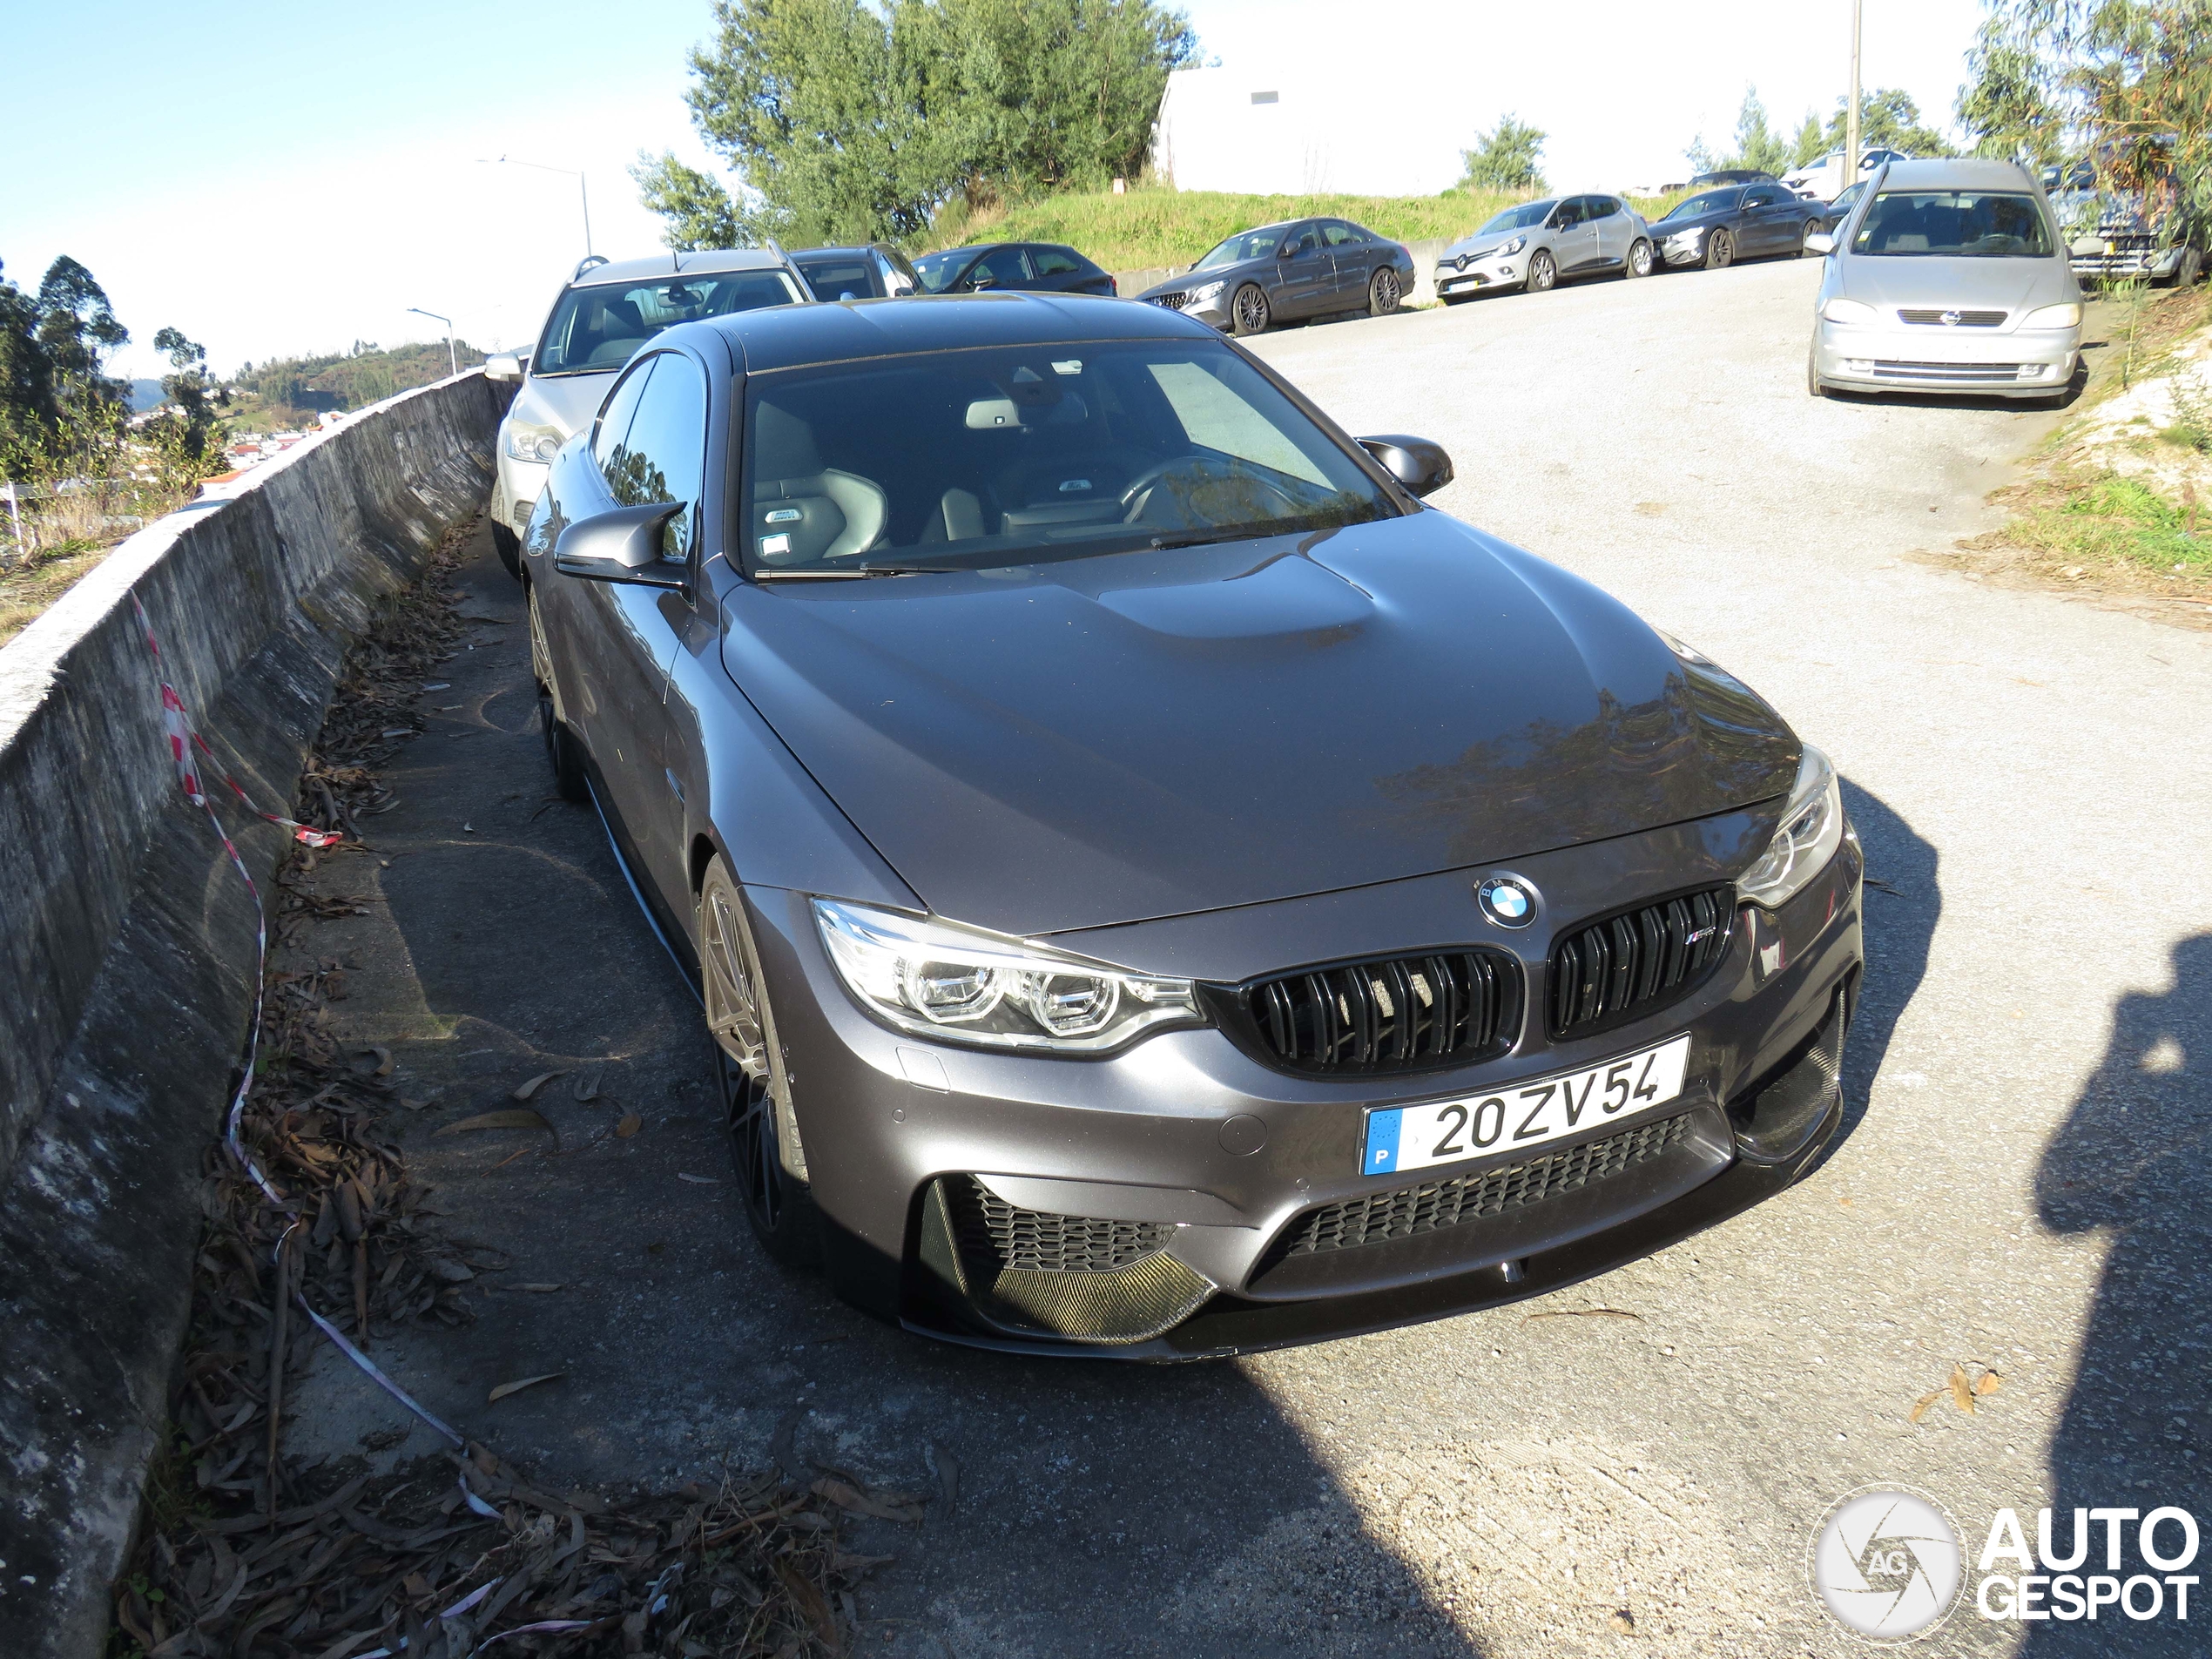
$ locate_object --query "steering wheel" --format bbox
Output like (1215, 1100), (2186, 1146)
(1118, 455), (1298, 529)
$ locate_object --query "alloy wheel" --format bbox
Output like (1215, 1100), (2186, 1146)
(1527, 251), (1556, 292)
(1707, 230), (1735, 270)
(703, 880), (784, 1234)
(1232, 284), (1271, 336)
(1628, 239), (1652, 279)
(1369, 269), (1401, 315)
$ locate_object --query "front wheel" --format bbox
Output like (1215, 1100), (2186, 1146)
(1367, 267), (1402, 316)
(1231, 283), (1271, 336)
(700, 858), (820, 1268)
(1625, 239), (1653, 279)
(1526, 250), (1557, 293)
(491, 520), (521, 579)
(1807, 350), (1831, 399)
(1704, 229), (1735, 270)
(1797, 219), (1819, 256)
(527, 581), (590, 802)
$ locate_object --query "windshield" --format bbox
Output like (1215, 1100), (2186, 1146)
(1851, 191), (2054, 257)
(794, 255), (880, 300)
(740, 340), (1399, 576)
(534, 271), (804, 375)
(912, 250), (973, 293)
(1194, 229), (1290, 269)
(1476, 201), (1554, 236)
(1661, 189), (1740, 222)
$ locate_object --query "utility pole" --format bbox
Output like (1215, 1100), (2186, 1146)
(408, 308), (457, 376)
(1844, 0), (1863, 192)
(480, 157), (593, 259)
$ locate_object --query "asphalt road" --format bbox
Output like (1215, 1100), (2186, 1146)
(284, 255), (2212, 1656)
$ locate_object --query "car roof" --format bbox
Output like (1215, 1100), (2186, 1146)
(1874, 158), (2038, 191)
(790, 245), (882, 258)
(572, 249), (791, 287)
(685, 290), (1214, 374)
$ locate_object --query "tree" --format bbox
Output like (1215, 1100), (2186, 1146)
(651, 0), (1197, 249)
(1790, 111), (1827, 166)
(1458, 114), (1548, 192)
(1821, 87), (1952, 157)
(1729, 88), (1792, 177)
(148, 327), (226, 482)
(0, 254), (132, 480)
(1958, 0), (2210, 223)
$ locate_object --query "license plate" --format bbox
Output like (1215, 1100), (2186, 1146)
(1359, 1034), (1692, 1177)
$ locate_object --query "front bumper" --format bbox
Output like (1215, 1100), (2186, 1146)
(1811, 318), (2080, 396)
(1660, 233), (1714, 267)
(493, 447), (549, 535)
(2070, 244), (2190, 280)
(1434, 254), (1523, 298)
(1143, 290), (1232, 329)
(747, 807), (1865, 1358)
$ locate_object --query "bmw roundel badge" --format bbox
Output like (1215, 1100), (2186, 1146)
(1476, 875), (1538, 927)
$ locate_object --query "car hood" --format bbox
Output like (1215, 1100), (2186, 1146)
(1443, 229), (1533, 258)
(1653, 209), (1731, 236)
(1138, 260), (1266, 299)
(718, 514), (1797, 937)
(1835, 255), (2074, 312)
(510, 368), (616, 440)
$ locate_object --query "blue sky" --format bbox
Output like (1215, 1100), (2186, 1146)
(4, 0), (1992, 380)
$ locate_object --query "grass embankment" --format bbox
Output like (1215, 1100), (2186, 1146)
(1962, 284), (2212, 616)
(926, 186), (1676, 271)
(0, 543), (115, 650)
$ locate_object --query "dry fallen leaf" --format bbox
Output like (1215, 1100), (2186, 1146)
(678, 1172), (719, 1184)
(1975, 1370), (2003, 1397)
(435, 1108), (553, 1138)
(500, 1283), (565, 1294)
(615, 1113), (643, 1139)
(488, 1372), (564, 1404)
(572, 1069), (602, 1103)
(1523, 1307), (1642, 1323)
(1910, 1389), (1945, 1424)
(1951, 1365), (1976, 1414)
(356, 1045), (395, 1078)
(512, 1070), (565, 1102)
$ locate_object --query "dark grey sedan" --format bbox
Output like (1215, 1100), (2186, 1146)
(1137, 218), (1416, 334)
(521, 292), (1862, 1357)
(1654, 182), (1830, 270)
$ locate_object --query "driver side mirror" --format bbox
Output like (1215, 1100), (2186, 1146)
(1358, 435), (1453, 499)
(1806, 231), (1835, 256)
(484, 354), (524, 382)
(968, 271), (996, 291)
(553, 502), (689, 588)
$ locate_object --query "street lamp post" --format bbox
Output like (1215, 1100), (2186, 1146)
(408, 307), (457, 376)
(480, 156), (592, 259)
(1844, 0), (1863, 192)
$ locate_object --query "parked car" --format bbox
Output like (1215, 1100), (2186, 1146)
(1806, 157), (2083, 400)
(517, 290), (1861, 1356)
(2048, 140), (2207, 287)
(1137, 219), (1416, 333)
(790, 243), (922, 300)
(1783, 147), (1910, 203)
(1654, 183), (1829, 269)
(1689, 168), (1780, 188)
(912, 242), (1117, 298)
(1817, 181), (1868, 233)
(485, 250), (811, 575)
(1433, 195), (1655, 302)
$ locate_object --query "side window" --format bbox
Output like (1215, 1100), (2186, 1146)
(1031, 246), (1082, 277)
(1594, 197), (1622, 219)
(603, 352), (708, 560)
(592, 357), (657, 480)
(1551, 199), (1582, 228)
(1743, 186), (1777, 209)
(1322, 222), (1360, 246)
(968, 247), (1034, 289)
(1283, 224), (1323, 256)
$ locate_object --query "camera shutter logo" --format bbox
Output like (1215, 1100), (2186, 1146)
(1811, 1488), (1964, 1641)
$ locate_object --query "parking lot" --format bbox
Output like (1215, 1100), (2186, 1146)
(282, 254), (2212, 1656)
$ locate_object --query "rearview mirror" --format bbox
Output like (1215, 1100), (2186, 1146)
(1358, 435), (1453, 499)
(484, 354), (524, 382)
(1805, 231), (1835, 256)
(553, 502), (688, 587)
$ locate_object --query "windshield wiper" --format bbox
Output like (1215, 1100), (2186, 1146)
(752, 564), (950, 581)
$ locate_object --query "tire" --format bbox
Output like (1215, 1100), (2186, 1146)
(1526, 249), (1557, 293)
(1797, 219), (1818, 257)
(491, 519), (521, 579)
(699, 857), (820, 1268)
(527, 580), (590, 802)
(1440, 292), (1474, 306)
(1807, 350), (1831, 399)
(1625, 239), (1653, 280)
(1367, 267), (1402, 316)
(1704, 229), (1735, 270)
(1231, 283), (1271, 336)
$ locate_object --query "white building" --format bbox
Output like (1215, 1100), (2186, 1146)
(1151, 64), (1462, 198)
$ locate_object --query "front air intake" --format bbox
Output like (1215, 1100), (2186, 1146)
(1221, 949), (1522, 1076)
(1549, 887), (1733, 1040)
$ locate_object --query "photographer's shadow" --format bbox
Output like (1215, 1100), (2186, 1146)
(1827, 780), (1941, 1157)
(2024, 932), (2212, 1656)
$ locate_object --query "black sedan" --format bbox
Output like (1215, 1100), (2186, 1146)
(520, 291), (1862, 1357)
(1136, 218), (1416, 334)
(789, 243), (923, 300)
(1653, 181), (1831, 270)
(911, 241), (1116, 298)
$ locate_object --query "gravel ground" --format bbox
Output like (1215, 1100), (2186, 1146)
(280, 256), (2212, 1656)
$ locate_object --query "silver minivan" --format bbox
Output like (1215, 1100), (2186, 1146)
(1806, 158), (2083, 401)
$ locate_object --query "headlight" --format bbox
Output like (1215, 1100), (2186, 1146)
(504, 423), (563, 463)
(2020, 301), (2082, 329)
(1666, 226), (1704, 245)
(1186, 280), (1226, 305)
(1737, 745), (1846, 911)
(1498, 236), (1526, 256)
(812, 899), (1204, 1054)
(1820, 297), (1880, 325)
